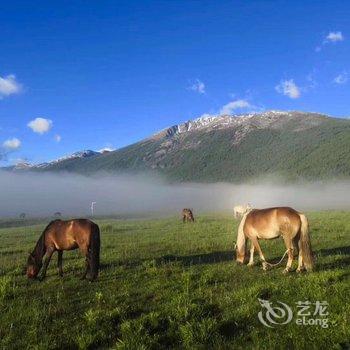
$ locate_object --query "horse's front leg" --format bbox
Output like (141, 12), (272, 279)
(57, 250), (63, 277)
(39, 247), (55, 280)
(283, 236), (294, 274)
(247, 240), (255, 266)
(251, 238), (268, 270)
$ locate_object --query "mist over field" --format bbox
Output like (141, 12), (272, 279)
(0, 170), (349, 218)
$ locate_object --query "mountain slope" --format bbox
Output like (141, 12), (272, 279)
(24, 111), (350, 182)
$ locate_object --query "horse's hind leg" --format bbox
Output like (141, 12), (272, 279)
(57, 250), (63, 277)
(292, 236), (299, 257)
(81, 257), (90, 279)
(296, 239), (305, 273)
(79, 246), (90, 279)
(282, 236), (294, 274)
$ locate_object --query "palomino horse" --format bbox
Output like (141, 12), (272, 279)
(26, 219), (100, 280)
(236, 207), (314, 273)
(233, 204), (252, 219)
(182, 208), (195, 223)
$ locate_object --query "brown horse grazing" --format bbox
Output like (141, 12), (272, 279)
(236, 207), (314, 273)
(182, 208), (195, 223)
(26, 219), (100, 280)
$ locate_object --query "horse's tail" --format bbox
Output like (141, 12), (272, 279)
(235, 213), (248, 263)
(89, 223), (100, 279)
(299, 213), (314, 272)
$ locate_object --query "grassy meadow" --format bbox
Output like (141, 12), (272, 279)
(0, 212), (349, 349)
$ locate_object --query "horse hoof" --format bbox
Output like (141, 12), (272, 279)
(283, 268), (290, 274)
(247, 263), (255, 267)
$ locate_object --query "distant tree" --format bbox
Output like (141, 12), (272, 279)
(54, 212), (62, 218)
(19, 213), (26, 219)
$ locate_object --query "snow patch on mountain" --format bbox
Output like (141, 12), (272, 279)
(9, 150), (102, 170)
(152, 110), (328, 140)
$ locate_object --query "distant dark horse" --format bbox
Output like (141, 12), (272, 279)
(182, 208), (195, 223)
(26, 219), (100, 280)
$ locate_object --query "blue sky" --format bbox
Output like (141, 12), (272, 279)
(0, 0), (349, 165)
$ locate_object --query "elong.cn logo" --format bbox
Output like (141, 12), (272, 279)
(258, 298), (329, 328)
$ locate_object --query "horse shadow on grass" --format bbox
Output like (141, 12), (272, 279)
(100, 245), (350, 272)
(317, 245), (350, 256)
(315, 245), (350, 271)
(156, 251), (234, 267)
(317, 256), (350, 270)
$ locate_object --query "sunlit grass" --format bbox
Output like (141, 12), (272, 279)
(0, 212), (349, 349)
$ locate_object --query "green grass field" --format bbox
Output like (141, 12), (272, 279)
(0, 212), (349, 349)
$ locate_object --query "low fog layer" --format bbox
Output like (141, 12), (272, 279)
(0, 171), (349, 218)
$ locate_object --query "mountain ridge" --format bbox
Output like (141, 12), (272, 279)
(3, 110), (350, 182)
(151, 110), (332, 140)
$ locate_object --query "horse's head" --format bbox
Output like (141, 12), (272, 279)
(26, 253), (42, 279)
(235, 246), (246, 264)
(233, 241), (244, 263)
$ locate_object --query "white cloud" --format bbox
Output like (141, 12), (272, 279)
(98, 147), (115, 153)
(219, 99), (252, 115)
(28, 117), (53, 134)
(325, 31), (344, 43)
(333, 72), (348, 85)
(3, 138), (21, 150)
(0, 75), (22, 99)
(188, 79), (205, 94)
(275, 79), (301, 99)
(54, 134), (62, 142)
(316, 31), (344, 52)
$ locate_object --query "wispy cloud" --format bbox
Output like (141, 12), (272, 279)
(317, 31), (345, 51)
(188, 79), (205, 94)
(3, 138), (21, 150)
(28, 117), (53, 134)
(0, 75), (22, 99)
(275, 79), (301, 99)
(220, 99), (253, 115)
(54, 134), (62, 142)
(333, 72), (348, 85)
